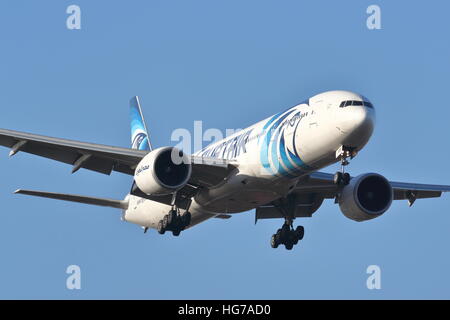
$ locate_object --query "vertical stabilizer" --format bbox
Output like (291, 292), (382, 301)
(130, 96), (151, 151)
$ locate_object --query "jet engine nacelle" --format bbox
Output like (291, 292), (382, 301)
(134, 147), (192, 195)
(339, 173), (393, 222)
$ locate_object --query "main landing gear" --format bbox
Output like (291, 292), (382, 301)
(157, 192), (192, 237)
(269, 195), (305, 250)
(157, 209), (191, 236)
(333, 146), (357, 186)
(270, 217), (304, 250)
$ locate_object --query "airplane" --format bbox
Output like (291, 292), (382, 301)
(1, 90), (450, 250)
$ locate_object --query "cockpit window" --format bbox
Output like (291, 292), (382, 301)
(339, 100), (374, 109)
(363, 101), (373, 108)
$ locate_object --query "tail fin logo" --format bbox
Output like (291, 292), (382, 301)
(132, 131), (149, 151)
(130, 96), (151, 151)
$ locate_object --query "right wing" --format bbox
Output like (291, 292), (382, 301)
(0, 128), (147, 175)
(0, 128), (236, 204)
(14, 189), (128, 209)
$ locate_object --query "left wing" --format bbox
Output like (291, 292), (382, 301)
(301, 171), (450, 203)
(256, 171), (450, 221)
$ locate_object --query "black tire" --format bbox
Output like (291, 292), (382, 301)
(275, 231), (281, 244)
(292, 232), (299, 245)
(157, 220), (165, 235)
(270, 234), (279, 248)
(163, 215), (169, 229)
(334, 172), (343, 185)
(295, 226), (305, 241)
(172, 229), (181, 237)
(285, 242), (293, 250)
(280, 224), (290, 243)
(343, 173), (351, 185)
(182, 212), (191, 227)
(168, 210), (177, 225)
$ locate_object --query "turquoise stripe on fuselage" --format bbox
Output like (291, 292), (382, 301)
(260, 109), (296, 176)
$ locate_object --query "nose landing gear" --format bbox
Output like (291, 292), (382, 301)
(334, 171), (350, 186)
(334, 146), (357, 185)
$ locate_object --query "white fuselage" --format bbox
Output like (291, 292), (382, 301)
(123, 90), (376, 230)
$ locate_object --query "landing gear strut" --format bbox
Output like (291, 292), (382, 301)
(334, 146), (356, 185)
(270, 217), (304, 250)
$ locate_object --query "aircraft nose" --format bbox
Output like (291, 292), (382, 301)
(340, 105), (375, 147)
(351, 105), (374, 126)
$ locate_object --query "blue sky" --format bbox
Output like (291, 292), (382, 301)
(0, 0), (450, 299)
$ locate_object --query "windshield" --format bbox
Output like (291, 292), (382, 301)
(339, 100), (374, 109)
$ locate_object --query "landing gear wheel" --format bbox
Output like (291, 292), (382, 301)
(342, 173), (350, 185)
(292, 233), (299, 245)
(295, 226), (305, 241)
(334, 172), (350, 185)
(334, 172), (343, 185)
(168, 210), (177, 225)
(172, 229), (181, 237)
(182, 212), (191, 228)
(270, 223), (305, 250)
(157, 220), (165, 235)
(281, 224), (290, 238)
(275, 229), (281, 241)
(270, 234), (279, 248)
(279, 223), (293, 247)
(162, 215), (169, 229)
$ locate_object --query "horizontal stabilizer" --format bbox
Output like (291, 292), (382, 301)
(14, 189), (128, 209)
